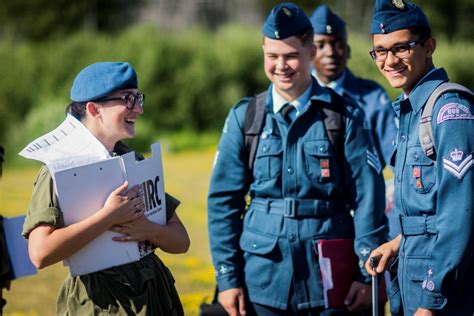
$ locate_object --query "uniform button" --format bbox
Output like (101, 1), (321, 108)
(400, 135), (406, 142)
(252, 243), (257, 249)
(319, 146), (327, 153)
(289, 235), (296, 242)
(262, 146), (268, 152)
(414, 153), (419, 160)
(287, 167), (294, 174)
(397, 176), (401, 183)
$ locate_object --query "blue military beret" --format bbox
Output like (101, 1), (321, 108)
(371, 0), (430, 34)
(263, 2), (312, 40)
(70, 62), (138, 102)
(310, 5), (346, 37)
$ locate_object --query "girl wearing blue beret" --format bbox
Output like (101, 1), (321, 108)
(22, 62), (189, 315)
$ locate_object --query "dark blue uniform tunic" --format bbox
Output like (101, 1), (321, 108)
(208, 79), (388, 310)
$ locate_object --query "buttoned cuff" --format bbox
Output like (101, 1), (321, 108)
(420, 290), (447, 310)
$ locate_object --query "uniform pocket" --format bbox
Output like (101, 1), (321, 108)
(253, 137), (282, 181)
(239, 229), (279, 288)
(405, 256), (428, 281)
(402, 256), (429, 310)
(406, 147), (436, 193)
(303, 139), (339, 183)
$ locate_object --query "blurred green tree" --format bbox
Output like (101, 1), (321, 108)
(0, 0), (146, 41)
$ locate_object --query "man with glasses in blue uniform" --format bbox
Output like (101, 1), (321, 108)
(365, 1), (474, 315)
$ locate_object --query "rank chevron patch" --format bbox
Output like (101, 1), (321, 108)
(367, 150), (382, 174)
(443, 151), (473, 180)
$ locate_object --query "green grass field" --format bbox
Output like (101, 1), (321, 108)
(0, 148), (218, 316)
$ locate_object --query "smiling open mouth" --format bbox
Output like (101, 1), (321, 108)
(386, 67), (407, 76)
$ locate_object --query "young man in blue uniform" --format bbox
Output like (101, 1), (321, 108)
(208, 3), (388, 315)
(309, 4), (399, 239)
(365, 1), (474, 315)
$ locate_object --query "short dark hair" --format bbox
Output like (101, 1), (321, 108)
(65, 101), (87, 120)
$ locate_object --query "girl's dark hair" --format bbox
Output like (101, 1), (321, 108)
(65, 101), (87, 120)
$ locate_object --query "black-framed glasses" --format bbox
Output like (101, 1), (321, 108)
(369, 40), (422, 61)
(96, 92), (145, 110)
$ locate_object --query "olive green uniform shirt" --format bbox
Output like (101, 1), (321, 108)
(23, 162), (184, 316)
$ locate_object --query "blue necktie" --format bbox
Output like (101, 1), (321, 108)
(280, 103), (295, 124)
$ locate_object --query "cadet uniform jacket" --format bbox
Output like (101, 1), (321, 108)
(207, 79), (388, 310)
(341, 69), (397, 169)
(391, 68), (474, 315)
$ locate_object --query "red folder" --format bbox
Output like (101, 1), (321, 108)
(317, 238), (388, 309)
(318, 238), (357, 308)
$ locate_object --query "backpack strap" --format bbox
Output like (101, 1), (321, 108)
(244, 91), (268, 170)
(319, 90), (346, 167)
(419, 82), (473, 161)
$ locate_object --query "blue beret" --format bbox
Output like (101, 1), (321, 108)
(70, 62), (138, 102)
(310, 5), (346, 37)
(263, 2), (312, 40)
(371, 0), (430, 34)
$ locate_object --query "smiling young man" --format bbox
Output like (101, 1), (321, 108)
(208, 3), (388, 315)
(365, 1), (474, 315)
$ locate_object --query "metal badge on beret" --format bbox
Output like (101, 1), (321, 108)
(282, 6), (293, 18)
(392, 0), (405, 9)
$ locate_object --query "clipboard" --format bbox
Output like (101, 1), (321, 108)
(55, 142), (166, 276)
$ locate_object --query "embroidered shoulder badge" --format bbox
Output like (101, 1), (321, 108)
(367, 150), (382, 174)
(443, 148), (473, 179)
(437, 103), (474, 124)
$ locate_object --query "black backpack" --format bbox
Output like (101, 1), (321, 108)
(243, 90), (346, 171)
(419, 83), (473, 161)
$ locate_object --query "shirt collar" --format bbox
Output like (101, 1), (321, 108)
(313, 69), (346, 96)
(396, 68), (449, 114)
(272, 82), (313, 115)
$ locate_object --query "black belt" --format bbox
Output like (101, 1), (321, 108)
(250, 197), (347, 218)
(399, 215), (437, 236)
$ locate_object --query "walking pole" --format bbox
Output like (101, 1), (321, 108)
(370, 255), (382, 316)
